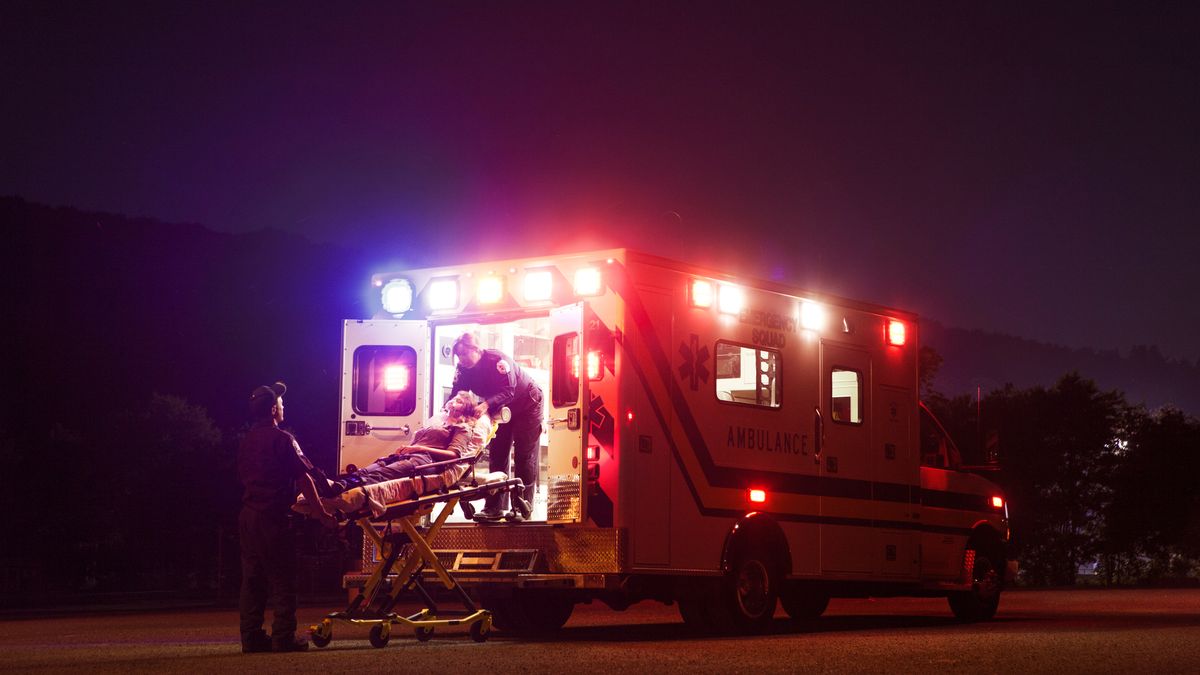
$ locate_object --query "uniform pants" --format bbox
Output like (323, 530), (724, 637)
(485, 396), (542, 512)
(238, 508), (298, 638)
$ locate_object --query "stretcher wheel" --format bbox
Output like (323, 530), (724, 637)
(310, 629), (332, 648)
(469, 619), (490, 643)
(368, 624), (390, 648)
(414, 626), (434, 642)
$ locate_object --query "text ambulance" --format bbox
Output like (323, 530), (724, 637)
(339, 249), (1014, 633)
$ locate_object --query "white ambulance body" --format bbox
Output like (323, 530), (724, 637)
(339, 249), (1012, 632)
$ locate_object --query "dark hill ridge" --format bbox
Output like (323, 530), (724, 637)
(4, 195), (1197, 452)
(923, 320), (1200, 413)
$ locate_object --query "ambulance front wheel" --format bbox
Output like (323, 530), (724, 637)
(948, 548), (1003, 622)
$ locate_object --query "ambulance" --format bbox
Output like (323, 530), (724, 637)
(338, 249), (1014, 633)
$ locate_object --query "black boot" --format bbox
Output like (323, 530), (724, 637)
(271, 632), (309, 652)
(241, 630), (271, 653)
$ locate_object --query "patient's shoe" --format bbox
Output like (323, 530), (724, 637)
(241, 630), (272, 653)
(472, 507), (505, 523)
(271, 633), (309, 652)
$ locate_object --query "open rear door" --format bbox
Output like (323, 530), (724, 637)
(338, 319), (429, 473)
(546, 303), (588, 524)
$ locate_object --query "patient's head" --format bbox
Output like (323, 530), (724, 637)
(444, 391), (481, 424)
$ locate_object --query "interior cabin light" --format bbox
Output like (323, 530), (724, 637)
(380, 279), (414, 314)
(427, 278), (459, 311)
(691, 279), (714, 308)
(887, 320), (907, 346)
(749, 488), (767, 504)
(718, 284), (743, 315)
(477, 275), (505, 305)
(383, 365), (409, 391)
(574, 267), (603, 296)
(800, 300), (826, 331)
(524, 269), (554, 302)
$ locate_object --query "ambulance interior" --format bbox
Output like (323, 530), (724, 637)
(430, 316), (553, 523)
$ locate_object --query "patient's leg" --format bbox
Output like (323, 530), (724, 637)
(366, 452), (433, 483)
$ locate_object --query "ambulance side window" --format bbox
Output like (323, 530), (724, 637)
(830, 368), (862, 424)
(352, 345), (417, 416)
(552, 332), (580, 407)
(715, 341), (781, 408)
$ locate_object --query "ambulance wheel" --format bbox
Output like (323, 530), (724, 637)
(780, 583), (829, 621)
(414, 626), (434, 642)
(368, 624), (390, 648)
(948, 547), (1003, 622)
(718, 545), (779, 633)
(469, 619), (490, 643)
(310, 629), (332, 648)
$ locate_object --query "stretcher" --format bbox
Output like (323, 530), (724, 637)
(308, 417), (531, 647)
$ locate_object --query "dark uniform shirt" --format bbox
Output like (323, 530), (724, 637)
(238, 419), (314, 514)
(450, 348), (538, 415)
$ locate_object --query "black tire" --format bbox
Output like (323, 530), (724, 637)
(368, 624), (390, 648)
(780, 583), (829, 621)
(712, 545), (780, 633)
(414, 626), (434, 642)
(948, 548), (1002, 622)
(490, 592), (574, 636)
(469, 619), (490, 643)
(310, 628), (332, 648)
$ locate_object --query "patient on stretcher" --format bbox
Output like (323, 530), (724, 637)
(293, 392), (492, 517)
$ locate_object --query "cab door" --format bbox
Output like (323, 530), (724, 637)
(546, 303), (588, 524)
(338, 319), (429, 473)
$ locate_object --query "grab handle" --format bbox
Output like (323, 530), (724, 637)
(813, 407), (823, 464)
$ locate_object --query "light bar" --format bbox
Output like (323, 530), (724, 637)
(380, 278), (414, 314)
(524, 269), (553, 302)
(427, 278), (459, 311)
(749, 488), (767, 504)
(574, 267), (603, 296)
(477, 275), (504, 305)
(383, 365), (409, 391)
(717, 284), (743, 315)
(887, 320), (907, 346)
(690, 279), (714, 308)
(800, 300), (825, 331)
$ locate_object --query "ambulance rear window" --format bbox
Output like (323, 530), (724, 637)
(352, 345), (417, 416)
(830, 368), (862, 424)
(552, 332), (580, 407)
(715, 342), (781, 408)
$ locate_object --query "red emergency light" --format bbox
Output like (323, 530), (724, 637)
(748, 488), (767, 504)
(586, 350), (603, 381)
(690, 279), (714, 308)
(887, 320), (906, 346)
(992, 495), (1004, 509)
(586, 445), (600, 462)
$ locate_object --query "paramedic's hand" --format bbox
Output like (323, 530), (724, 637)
(475, 402), (489, 417)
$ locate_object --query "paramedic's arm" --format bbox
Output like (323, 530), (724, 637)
(484, 360), (517, 413)
(298, 474), (336, 526)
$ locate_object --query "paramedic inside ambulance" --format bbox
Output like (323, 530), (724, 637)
(451, 332), (543, 522)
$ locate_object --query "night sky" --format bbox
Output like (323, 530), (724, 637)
(4, 1), (1198, 361)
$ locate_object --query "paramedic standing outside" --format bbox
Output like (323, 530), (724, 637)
(237, 381), (333, 653)
(451, 333), (543, 522)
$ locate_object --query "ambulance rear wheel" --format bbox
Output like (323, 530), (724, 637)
(368, 624), (390, 648)
(718, 545), (780, 633)
(948, 549), (1002, 622)
(780, 583), (829, 621)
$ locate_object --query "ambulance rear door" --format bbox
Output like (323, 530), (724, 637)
(338, 319), (430, 474)
(546, 303), (589, 524)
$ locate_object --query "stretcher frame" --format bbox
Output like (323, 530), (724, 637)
(309, 452), (529, 647)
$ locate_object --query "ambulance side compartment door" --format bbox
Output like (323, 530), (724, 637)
(547, 303), (588, 524)
(338, 319), (429, 474)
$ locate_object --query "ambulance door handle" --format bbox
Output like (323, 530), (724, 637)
(813, 407), (823, 465)
(363, 423), (411, 437)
